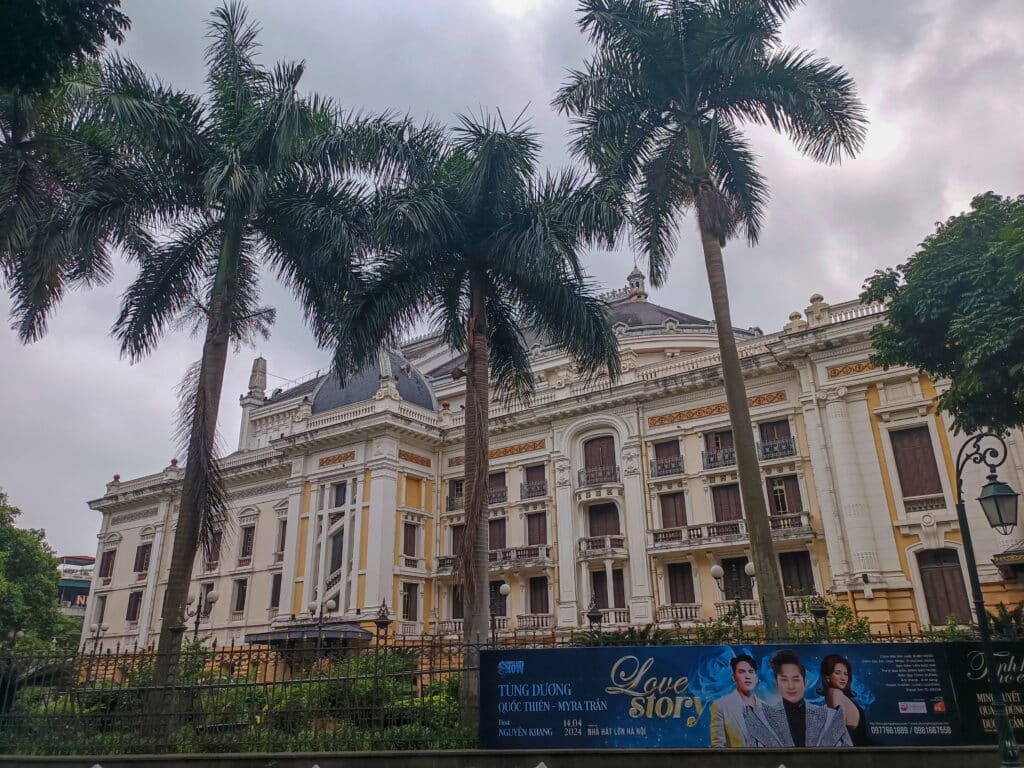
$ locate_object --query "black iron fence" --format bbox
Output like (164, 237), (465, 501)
(1, 619), (1019, 756)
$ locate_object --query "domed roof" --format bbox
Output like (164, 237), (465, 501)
(310, 350), (437, 414)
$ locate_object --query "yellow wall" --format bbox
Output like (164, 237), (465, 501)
(291, 482), (311, 612)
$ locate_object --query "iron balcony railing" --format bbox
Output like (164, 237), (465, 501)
(701, 447), (737, 470)
(487, 486), (508, 505)
(757, 436), (798, 460)
(488, 545), (551, 568)
(578, 465), (620, 486)
(650, 455), (684, 477)
(446, 494), (464, 511)
(520, 479), (548, 499)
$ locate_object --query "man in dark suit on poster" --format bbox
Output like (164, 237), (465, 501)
(743, 649), (852, 748)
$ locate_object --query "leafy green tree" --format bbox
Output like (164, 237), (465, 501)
(0, 0), (129, 92)
(555, 0), (866, 638)
(0, 488), (66, 650)
(862, 193), (1024, 433)
(332, 111), (621, 718)
(79, 2), (409, 687)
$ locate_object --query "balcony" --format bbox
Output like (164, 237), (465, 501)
(702, 448), (736, 470)
(520, 479), (548, 499)
(647, 512), (813, 551)
(398, 621), (421, 636)
(758, 436), (797, 461)
(903, 493), (946, 513)
(578, 465), (620, 486)
(657, 603), (701, 623)
(517, 613), (553, 630)
(488, 486), (508, 505)
(577, 534), (627, 560)
(489, 545), (552, 569)
(446, 495), (464, 512)
(650, 455), (685, 478)
(714, 596), (811, 619)
(436, 555), (457, 573)
(436, 618), (463, 635)
(584, 607), (629, 626)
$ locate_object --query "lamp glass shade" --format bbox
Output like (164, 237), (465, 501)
(326, 599), (337, 612)
(308, 601), (318, 614)
(978, 478), (1019, 535)
(744, 561), (756, 577)
(206, 590), (219, 604)
(586, 608), (603, 625)
(710, 564), (724, 580)
(499, 583), (511, 597)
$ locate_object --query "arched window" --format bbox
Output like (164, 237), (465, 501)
(917, 549), (971, 625)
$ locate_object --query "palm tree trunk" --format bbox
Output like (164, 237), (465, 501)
(460, 275), (490, 727)
(149, 220), (241, 714)
(696, 222), (789, 640)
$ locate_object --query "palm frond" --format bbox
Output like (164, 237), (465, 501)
(706, 117), (767, 244)
(633, 127), (693, 285)
(453, 110), (538, 218)
(485, 293), (535, 407)
(114, 216), (220, 361)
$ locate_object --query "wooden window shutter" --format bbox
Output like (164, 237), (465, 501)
(488, 517), (506, 550)
(588, 504), (620, 536)
(667, 563), (695, 603)
(779, 551), (815, 596)
(529, 576), (549, 614)
(712, 484), (742, 521)
(659, 492), (687, 529)
(654, 441), (680, 460)
(891, 427), (943, 497)
(526, 512), (547, 545)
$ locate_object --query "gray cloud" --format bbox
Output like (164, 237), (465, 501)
(2, 0), (1022, 552)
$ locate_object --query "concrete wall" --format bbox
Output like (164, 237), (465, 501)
(2, 746), (999, 768)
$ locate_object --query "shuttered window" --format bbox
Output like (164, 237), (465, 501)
(583, 436), (616, 469)
(654, 441), (680, 460)
(402, 523), (417, 557)
(239, 525), (255, 559)
(526, 512), (547, 545)
(588, 504), (620, 536)
(208, 531), (223, 564)
(659, 493), (687, 529)
(529, 576), (549, 614)
(525, 465), (545, 484)
(125, 591), (143, 622)
(488, 517), (507, 550)
(890, 427), (943, 497)
(759, 419), (792, 442)
(918, 549), (971, 624)
(451, 585), (463, 619)
(766, 476), (803, 514)
(402, 583), (419, 620)
(99, 550), (116, 578)
(488, 472), (505, 490)
(779, 551), (815, 596)
(133, 543), (151, 573)
(450, 524), (464, 553)
(270, 573), (282, 609)
(276, 519), (288, 552)
(233, 579), (248, 612)
(591, 569), (626, 609)
(705, 430), (734, 452)
(712, 484), (743, 522)
(489, 581), (508, 616)
(667, 563), (695, 604)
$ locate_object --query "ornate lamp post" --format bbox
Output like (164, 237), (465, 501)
(5, 629), (24, 651)
(586, 597), (603, 632)
(809, 600), (830, 642)
(87, 622), (109, 656)
(954, 433), (1020, 768)
(490, 582), (511, 645)
(373, 600), (394, 643)
(185, 589), (219, 643)
(711, 561), (755, 640)
(308, 597), (337, 659)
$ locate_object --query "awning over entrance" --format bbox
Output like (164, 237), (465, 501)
(245, 621), (372, 645)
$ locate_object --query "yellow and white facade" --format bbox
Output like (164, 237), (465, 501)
(82, 272), (1024, 650)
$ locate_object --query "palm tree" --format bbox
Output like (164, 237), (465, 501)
(332, 111), (621, 719)
(555, 0), (866, 639)
(81, 2), (410, 686)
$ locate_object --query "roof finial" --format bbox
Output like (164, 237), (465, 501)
(626, 265), (647, 301)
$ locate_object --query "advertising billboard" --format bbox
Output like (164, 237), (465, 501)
(480, 642), (1020, 750)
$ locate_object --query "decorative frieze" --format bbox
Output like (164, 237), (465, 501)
(226, 480), (288, 502)
(318, 451), (356, 468)
(110, 508), (158, 526)
(827, 360), (876, 379)
(398, 450), (431, 467)
(447, 439), (546, 467)
(647, 390), (787, 427)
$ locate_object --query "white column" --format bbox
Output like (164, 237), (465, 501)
(82, 530), (108, 649)
(620, 442), (652, 622)
(364, 437), (399, 609)
(277, 480), (304, 619)
(823, 389), (882, 578)
(553, 457), (578, 626)
(137, 520), (165, 648)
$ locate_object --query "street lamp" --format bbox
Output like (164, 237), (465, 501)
(711, 562), (755, 641)
(490, 582), (511, 645)
(185, 589), (219, 643)
(88, 622), (110, 655)
(586, 597), (603, 631)
(308, 597), (337, 658)
(954, 432), (1020, 768)
(809, 600), (830, 642)
(5, 629), (24, 650)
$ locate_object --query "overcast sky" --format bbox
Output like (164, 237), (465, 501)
(3, 0), (1023, 554)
